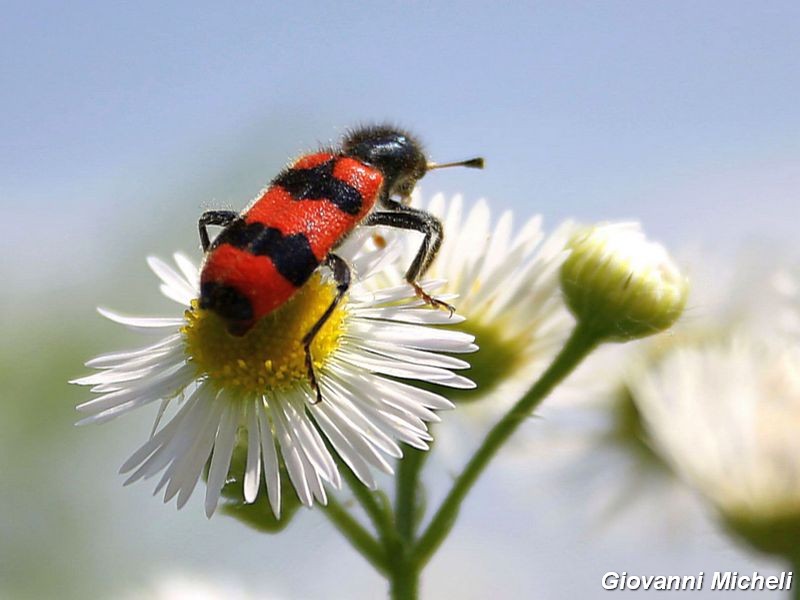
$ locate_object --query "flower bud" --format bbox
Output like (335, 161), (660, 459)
(561, 223), (688, 341)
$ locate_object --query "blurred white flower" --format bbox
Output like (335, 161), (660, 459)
(633, 337), (800, 520)
(366, 193), (577, 467)
(73, 245), (475, 518)
(374, 192), (575, 407)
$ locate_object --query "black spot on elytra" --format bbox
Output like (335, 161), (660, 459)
(250, 227), (318, 287)
(199, 281), (253, 323)
(213, 218), (319, 288)
(273, 159), (363, 216)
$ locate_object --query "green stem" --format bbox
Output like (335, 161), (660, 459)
(791, 558), (800, 600)
(389, 446), (428, 600)
(389, 553), (419, 600)
(343, 464), (393, 535)
(396, 445), (427, 541)
(323, 444), (395, 546)
(415, 323), (601, 565)
(322, 495), (388, 574)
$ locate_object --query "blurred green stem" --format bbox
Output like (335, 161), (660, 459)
(322, 496), (387, 574)
(321, 453), (395, 576)
(389, 552), (419, 600)
(337, 455), (395, 547)
(415, 322), (601, 565)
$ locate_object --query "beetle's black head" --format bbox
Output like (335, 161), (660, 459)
(341, 125), (427, 201)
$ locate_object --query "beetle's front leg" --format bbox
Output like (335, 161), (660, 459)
(364, 204), (453, 315)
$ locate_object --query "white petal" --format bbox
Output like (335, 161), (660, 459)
(271, 399), (313, 507)
(76, 363), (193, 417)
(309, 403), (381, 486)
(346, 321), (475, 352)
(243, 401), (261, 504)
(353, 340), (471, 370)
(319, 370), (403, 458)
(120, 384), (205, 478)
(97, 307), (184, 330)
(172, 393), (226, 508)
(280, 391), (337, 485)
(367, 374), (455, 410)
(352, 306), (466, 325)
(257, 400), (282, 517)
(335, 348), (475, 389)
(83, 334), (182, 368)
(148, 256), (197, 305)
(173, 252), (200, 289)
(205, 403), (241, 517)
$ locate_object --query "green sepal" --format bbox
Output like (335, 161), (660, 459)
(209, 428), (303, 533)
(219, 480), (301, 534)
(724, 511), (800, 563)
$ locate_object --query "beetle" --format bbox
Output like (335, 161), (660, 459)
(197, 124), (483, 401)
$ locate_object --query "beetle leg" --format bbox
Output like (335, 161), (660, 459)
(302, 253), (351, 404)
(364, 205), (454, 315)
(198, 210), (238, 252)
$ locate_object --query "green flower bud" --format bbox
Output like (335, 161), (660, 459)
(561, 223), (688, 341)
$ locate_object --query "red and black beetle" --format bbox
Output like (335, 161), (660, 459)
(198, 125), (483, 400)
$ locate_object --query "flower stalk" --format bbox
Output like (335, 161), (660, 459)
(395, 447), (428, 542)
(415, 321), (601, 565)
(321, 495), (388, 574)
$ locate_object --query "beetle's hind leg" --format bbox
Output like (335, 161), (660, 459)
(198, 210), (238, 252)
(302, 253), (351, 404)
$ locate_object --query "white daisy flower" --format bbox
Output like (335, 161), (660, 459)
(73, 244), (475, 518)
(373, 191), (575, 406)
(633, 337), (800, 520)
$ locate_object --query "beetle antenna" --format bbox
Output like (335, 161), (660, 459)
(427, 157), (485, 170)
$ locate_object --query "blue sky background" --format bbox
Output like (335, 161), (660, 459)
(1, 2), (798, 598)
(3, 1), (798, 296)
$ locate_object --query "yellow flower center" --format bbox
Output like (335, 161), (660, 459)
(182, 274), (347, 395)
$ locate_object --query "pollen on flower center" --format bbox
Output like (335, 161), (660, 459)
(182, 274), (347, 394)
